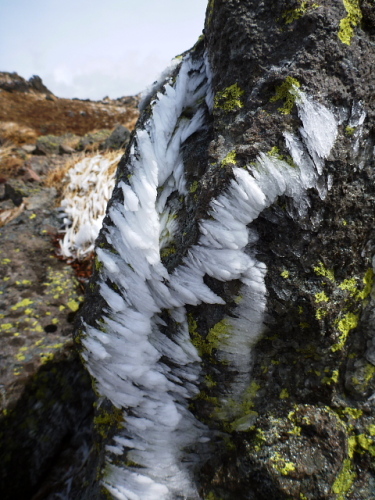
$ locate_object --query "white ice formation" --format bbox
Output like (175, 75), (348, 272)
(82, 50), (338, 500)
(59, 153), (122, 259)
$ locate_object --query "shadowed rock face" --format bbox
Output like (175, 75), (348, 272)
(78, 1), (375, 499)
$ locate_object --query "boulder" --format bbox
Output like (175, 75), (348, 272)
(77, 129), (112, 152)
(76, 1), (375, 499)
(34, 133), (81, 156)
(102, 124), (131, 150)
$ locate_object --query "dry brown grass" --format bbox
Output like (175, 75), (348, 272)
(104, 149), (123, 176)
(0, 91), (139, 138)
(0, 142), (24, 177)
(0, 121), (38, 145)
(44, 152), (86, 191)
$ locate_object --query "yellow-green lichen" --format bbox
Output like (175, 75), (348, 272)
(322, 369), (339, 385)
(331, 312), (359, 352)
(221, 150), (237, 167)
(270, 77), (301, 115)
(288, 424), (302, 436)
(252, 428), (267, 452)
(345, 125), (356, 136)
(11, 298), (34, 310)
(187, 314), (204, 356)
(214, 83), (244, 112)
(213, 380), (261, 428)
(160, 246), (176, 259)
(316, 308), (328, 319)
(241, 382), (261, 413)
(40, 352), (55, 364)
(189, 181), (199, 193)
(279, 388), (290, 399)
(280, 270), (290, 278)
(1, 323), (13, 331)
(204, 374), (217, 388)
(206, 319), (232, 355)
(268, 146), (284, 160)
(94, 257), (103, 271)
(338, 270), (374, 301)
(207, 0), (215, 25)
(314, 262), (335, 281)
(270, 452), (296, 475)
(234, 294), (243, 304)
(94, 406), (124, 439)
(231, 396), (260, 431)
(267, 146), (297, 167)
(355, 434), (375, 456)
(332, 458), (356, 498)
(67, 299), (79, 312)
(342, 407), (363, 419)
(315, 291), (329, 303)
(188, 315), (232, 358)
(356, 268), (374, 300)
(281, 1), (319, 25)
(364, 363), (375, 385)
(338, 278), (358, 296)
(338, 0), (362, 45)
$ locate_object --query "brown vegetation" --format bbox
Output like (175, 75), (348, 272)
(0, 90), (139, 138)
(0, 122), (38, 145)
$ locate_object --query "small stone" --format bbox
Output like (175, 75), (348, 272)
(59, 144), (75, 155)
(21, 144), (36, 154)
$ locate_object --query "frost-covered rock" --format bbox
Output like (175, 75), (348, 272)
(79, 1), (375, 499)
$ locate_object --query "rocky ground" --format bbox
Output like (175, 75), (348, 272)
(0, 72), (139, 499)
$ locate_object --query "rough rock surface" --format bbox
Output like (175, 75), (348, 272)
(78, 1), (375, 499)
(0, 173), (96, 500)
(0, 80), (139, 498)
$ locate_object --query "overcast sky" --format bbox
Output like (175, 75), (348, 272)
(0, 0), (207, 100)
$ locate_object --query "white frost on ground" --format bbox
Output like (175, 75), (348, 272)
(59, 153), (122, 259)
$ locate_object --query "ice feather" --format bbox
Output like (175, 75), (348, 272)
(83, 49), (339, 499)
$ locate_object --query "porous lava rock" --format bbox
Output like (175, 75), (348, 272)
(78, 1), (375, 499)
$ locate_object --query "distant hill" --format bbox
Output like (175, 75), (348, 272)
(0, 71), (139, 138)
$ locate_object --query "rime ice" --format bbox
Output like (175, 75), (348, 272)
(82, 51), (338, 499)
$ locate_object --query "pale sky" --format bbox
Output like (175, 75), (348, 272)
(0, 0), (207, 100)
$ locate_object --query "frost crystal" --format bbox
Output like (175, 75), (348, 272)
(59, 152), (122, 259)
(82, 50), (338, 499)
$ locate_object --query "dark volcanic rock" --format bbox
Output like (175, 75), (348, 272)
(102, 124), (131, 150)
(0, 72), (53, 95)
(0, 172), (96, 499)
(78, 1), (375, 499)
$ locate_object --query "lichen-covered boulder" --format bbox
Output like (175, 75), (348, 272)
(78, 1), (375, 498)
